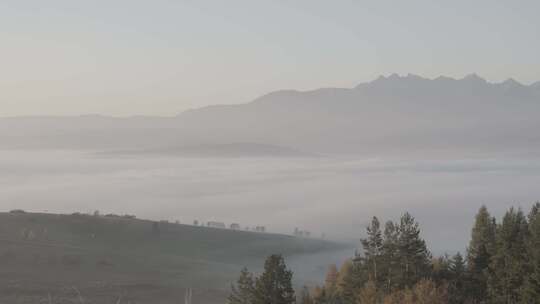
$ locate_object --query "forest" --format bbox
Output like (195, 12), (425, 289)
(230, 202), (540, 304)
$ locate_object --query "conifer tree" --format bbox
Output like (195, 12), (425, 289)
(254, 254), (296, 304)
(397, 212), (431, 288)
(466, 205), (496, 302)
(522, 202), (540, 302)
(361, 217), (383, 284)
(449, 252), (465, 277)
(448, 252), (467, 304)
(431, 255), (452, 284)
(381, 220), (400, 293)
(488, 208), (529, 303)
(228, 267), (255, 304)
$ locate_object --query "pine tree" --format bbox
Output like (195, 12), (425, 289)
(397, 212), (431, 288)
(254, 254), (296, 304)
(448, 252), (467, 304)
(449, 252), (465, 276)
(466, 205), (496, 302)
(522, 202), (540, 302)
(361, 217), (383, 284)
(381, 220), (400, 293)
(488, 207), (529, 303)
(228, 267), (255, 304)
(431, 255), (452, 284)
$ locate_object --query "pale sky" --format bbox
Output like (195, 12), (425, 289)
(1, 0), (539, 116)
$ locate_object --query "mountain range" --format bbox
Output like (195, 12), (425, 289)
(2, 74), (539, 157)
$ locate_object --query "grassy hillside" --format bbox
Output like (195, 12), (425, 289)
(0, 211), (350, 303)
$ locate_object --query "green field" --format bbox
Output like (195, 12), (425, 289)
(0, 212), (350, 303)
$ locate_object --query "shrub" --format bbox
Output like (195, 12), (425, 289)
(9, 209), (26, 214)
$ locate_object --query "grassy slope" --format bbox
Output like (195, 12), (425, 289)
(0, 212), (349, 303)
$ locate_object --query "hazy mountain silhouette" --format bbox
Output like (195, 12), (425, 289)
(2, 74), (539, 157)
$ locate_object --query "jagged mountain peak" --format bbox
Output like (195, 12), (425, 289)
(498, 78), (525, 90)
(357, 73), (494, 93)
(461, 73), (487, 84)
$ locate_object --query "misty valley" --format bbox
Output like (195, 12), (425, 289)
(2, 1), (540, 302)
(2, 75), (540, 303)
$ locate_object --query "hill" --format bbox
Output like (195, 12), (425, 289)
(0, 211), (350, 303)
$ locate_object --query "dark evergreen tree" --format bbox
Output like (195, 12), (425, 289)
(381, 220), (400, 293)
(449, 252), (465, 279)
(229, 267), (256, 304)
(448, 252), (467, 304)
(254, 254), (296, 304)
(522, 202), (540, 302)
(431, 255), (452, 290)
(396, 212), (431, 288)
(360, 217), (383, 285)
(488, 208), (529, 303)
(466, 205), (496, 302)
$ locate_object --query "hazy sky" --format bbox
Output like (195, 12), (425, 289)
(1, 0), (539, 116)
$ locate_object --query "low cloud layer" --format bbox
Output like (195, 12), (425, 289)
(2, 150), (540, 254)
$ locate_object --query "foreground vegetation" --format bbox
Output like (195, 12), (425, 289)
(231, 202), (540, 304)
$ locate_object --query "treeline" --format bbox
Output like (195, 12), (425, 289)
(230, 202), (540, 304)
(312, 203), (540, 304)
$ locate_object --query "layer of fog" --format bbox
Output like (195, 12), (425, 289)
(2, 150), (540, 256)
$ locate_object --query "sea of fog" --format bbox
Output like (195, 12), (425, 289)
(2, 150), (540, 256)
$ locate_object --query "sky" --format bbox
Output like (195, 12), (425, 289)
(1, 0), (539, 116)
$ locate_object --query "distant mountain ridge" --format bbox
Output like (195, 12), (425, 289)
(1, 74), (539, 157)
(356, 73), (539, 96)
